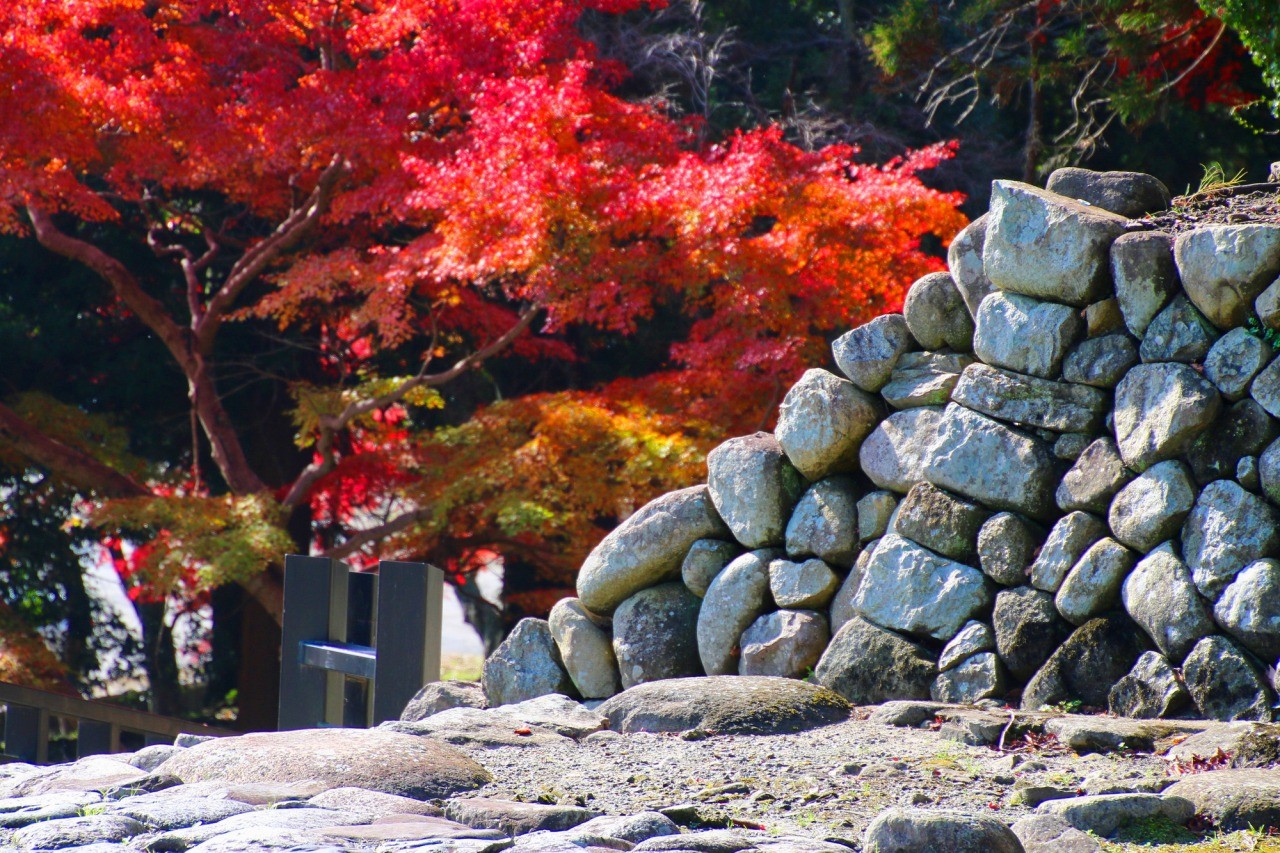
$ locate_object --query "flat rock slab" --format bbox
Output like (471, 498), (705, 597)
(325, 814), (511, 842)
(862, 807), (1023, 853)
(9, 756), (147, 797)
(11, 814), (145, 849)
(147, 805), (369, 850)
(446, 798), (598, 836)
(1043, 716), (1209, 754)
(1163, 769), (1280, 831)
(308, 786), (444, 818)
(596, 676), (850, 735)
(383, 707), (571, 748)
(109, 794), (254, 830)
(155, 727), (492, 799)
(1035, 793), (1194, 836)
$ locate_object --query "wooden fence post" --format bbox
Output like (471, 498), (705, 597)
(372, 561), (443, 724)
(277, 555), (349, 730)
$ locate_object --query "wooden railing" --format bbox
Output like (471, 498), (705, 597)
(0, 681), (232, 764)
(277, 556), (442, 730)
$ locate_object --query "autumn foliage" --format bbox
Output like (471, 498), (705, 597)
(0, 0), (963, 646)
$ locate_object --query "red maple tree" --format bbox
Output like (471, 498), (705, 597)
(0, 0), (963, 710)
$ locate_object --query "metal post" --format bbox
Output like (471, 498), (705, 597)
(372, 561), (443, 724)
(277, 556), (349, 730)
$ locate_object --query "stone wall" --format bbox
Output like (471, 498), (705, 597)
(486, 167), (1280, 723)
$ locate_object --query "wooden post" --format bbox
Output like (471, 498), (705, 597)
(372, 561), (443, 724)
(4, 704), (48, 764)
(277, 556), (349, 730)
(76, 720), (119, 758)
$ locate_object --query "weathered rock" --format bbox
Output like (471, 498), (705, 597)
(923, 404), (1058, 520)
(1206, 327), (1273, 400)
(1057, 438), (1131, 514)
(1259, 276), (1280, 328)
(697, 549), (780, 675)
(978, 513), (1041, 586)
(1035, 793), (1193, 837)
(1113, 231), (1178, 338)
(1113, 362), (1221, 471)
(597, 676), (850, 734)
(881, 352), (973, 409)
(1240, 454), (1261, 489)
(1055, 538), (1136, 625)
(1214, 559), (1280, 661)
(1164, 769), (1280, 832)
(1262, 436), (1280, 505)
(1182, 635), (1275, 722)
(126, 745), (183, 773)
(613, 583), (702, 690)
(903, 271), (974, 351)
(578, 485), (730, 613)
(1088, 298), (1125, 337)
(952, 363), (1108, 433)
(931, 652), (1006, 704)
(1046, 167), (1172, 218)
(155, 728), (491, 799)
(776, 369), (882, 481)
(814, 617), (936, 705)
(828, 556), (864, 633)
(401, 680), (487, 722)
(739, 610), (830, 679)
(1021, 614), (1152, 711)
(384, 707), (569, 748)
(1183, 479), (1280, 599)
(992, 587), (1070, 681)
(1122, 547), (1215, 661)
(12, 815), (146, 849)
(708, 433), (806, 548)
(1175, 224), (1280, 329)
(938, 620), (996, 671)
(1042, 713), (1203, 754)
(549, 599), (621, 700)
(446, 798), (597, 836)
(785, 477), (859, 567)
(1139, 295), (1218, 363)
(633, 830), (757, 853)
(983, 179), (1128, 306)
(858, 406), (945, 494)
(862, 807), (1024, 853)
(153, 807), (369, 850)
(307, 787), (444, 819)
(1107, 460), (1196, 552)
(483, 618), (576, 706)
(892, 482), (989, 560)
(853, 534), (991, 641)
(1062, 334), (1138, 388)
(1054, 432), (1094, 461)
(575, 812), (680, 844)
(832, 314), (916, 393)
(948, 213), (995, 316)
(769, 558), (839, 610)
(973, 292), (1083, 379)
(1108, 651), (1190, 719)
(1165, 722), (1280, 769)
(500, 693), (608, 739)
(1249, 353), (1280, 418)
(1011, 814), (1101, 853)
(7, 756), (145, 797)
(1189, 401), (1279, 489)
(681, 539), (740, 598)
(857, 491), (897, 542)
(109, 795), (255, 830)
(1029, 511), (1108, 593)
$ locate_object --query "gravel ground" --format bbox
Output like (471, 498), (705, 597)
(455, 712), (1173, 842)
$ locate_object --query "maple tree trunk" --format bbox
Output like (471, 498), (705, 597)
(137, 601), (182, 717)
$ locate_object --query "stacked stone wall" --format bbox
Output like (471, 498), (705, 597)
(487, 167), (1280, 723)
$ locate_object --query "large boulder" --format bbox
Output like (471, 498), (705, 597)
(832, 314), (915, 393)
(697, 549), (780, 675)
(1046, 167), (1171, 218)
(1182, 479), (1280, 600)
(1182, 635), (1275, 722)
(1107, 460), (1196, 552)
(1185, 399), (1278, 486)
(983, 180), (1128, 306)
(483, 618), (576, 706)
(1056, 438), (1131, 514)
(775, 368), (881, 481)
(785, 477), (860, 567)
(1029, 511), (1108, 593)
(903, 271), (974, 351)
(1174, 224), (1280, 329)
(156, 728), (491, 799)
(612, 583), (702, 690)
(577, 485), (730, 613)
(1121, 547), (1215, 662)
(1138, 295), (1218, 363)
(863, 808), (1024, 853)
(1062, 334), (1138, 389)
(1214, 559), (1280, 661)
(1112, 231), (1178, 338)
(931, 652), (1006, 704)
(948, 213), (995, 316)
(1205, 327), (1273, 400)
(993, 587), (1071, 681)
(1055, 538), (1136, 626)
(973, 292), (1083, 379)
(853, 534), (991, 641)
(769, 557), (839, 610)
(739, 610), (831, 679)
(596, 676), (850, 735)
(1021, 614), (1152, 710)
(1108, 651), (1190, 719)
(893, 482), (989, 560)
(1164, 770), (1280, 832)
(707, 433), (806, 548)
(681, 539), (740, 598)
(549, 599), (621, 700)
(1113, 362), (1221, 471)
(951, 363), (1107, 434)
(814, 617), (937, 704)
(858, 406), (946, 494)
(978, 513), (1041, 586)
(881, 352), (973, 409)
(923, 403), (1058, 520)
(400, 681), (487, 722)
(938, 620), (996, 671)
